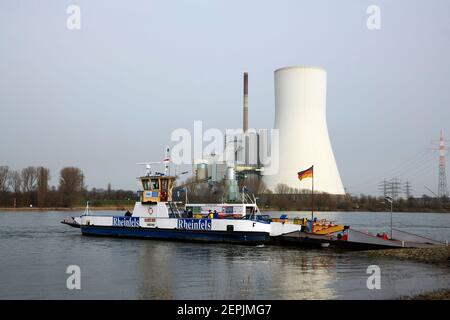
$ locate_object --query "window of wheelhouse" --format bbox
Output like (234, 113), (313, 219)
(161, 178), (168, 190)
(151, 178), (159, 190)
(141, 179), (150, 190)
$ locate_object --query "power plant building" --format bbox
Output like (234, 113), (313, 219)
(193, 66), (345, 196)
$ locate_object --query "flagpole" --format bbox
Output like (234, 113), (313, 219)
(311, 165), (314, 222)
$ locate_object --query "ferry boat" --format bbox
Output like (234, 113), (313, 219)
(62, 164), (301, 245)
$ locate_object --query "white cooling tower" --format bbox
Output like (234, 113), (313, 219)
(262, 66), (345, 194)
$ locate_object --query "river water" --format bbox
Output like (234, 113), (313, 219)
(0, 210), (448, 299)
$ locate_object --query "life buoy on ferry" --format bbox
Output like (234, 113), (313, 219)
(160, 189), (168, 201)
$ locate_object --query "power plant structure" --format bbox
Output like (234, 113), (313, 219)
(192, 66), (345, 200)
(262, 66), (345, 194)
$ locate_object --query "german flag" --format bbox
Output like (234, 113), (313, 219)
(298, 166), (313, 181)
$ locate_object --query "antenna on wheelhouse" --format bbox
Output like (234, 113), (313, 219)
(163, 145), (171, 176)
(136, 162), (161, 176)
(137, 147), (171, 177)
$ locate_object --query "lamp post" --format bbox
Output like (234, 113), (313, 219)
(384, 196), (393, 239)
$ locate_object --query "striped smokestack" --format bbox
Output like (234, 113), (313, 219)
(243, 72), (248, 132)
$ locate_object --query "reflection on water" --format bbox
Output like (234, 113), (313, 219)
(135, 242), (337, 299)
(0, 211), (448, 299)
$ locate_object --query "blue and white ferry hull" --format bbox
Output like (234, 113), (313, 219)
(80, 224), (270, 244)
(64, 202), (301, 245)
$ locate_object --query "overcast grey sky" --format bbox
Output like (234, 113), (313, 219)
(1, 0), (449, 196)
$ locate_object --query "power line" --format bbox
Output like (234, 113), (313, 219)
(358, 152), (433, 196)
(378, 177), (402, 199)
(403, 180), (413, 199)
(388, 177), (402, 200)
(431, 130), (449, 199)
(350, 149), (430, 191)
(378, 180), (388, 198)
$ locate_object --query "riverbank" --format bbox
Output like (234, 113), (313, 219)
(367, 247), (450, 266)
(370, 247), (450, 300)
(399, 288), (450, 300)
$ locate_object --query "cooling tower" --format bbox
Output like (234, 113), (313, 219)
(262, 66), (345, 194)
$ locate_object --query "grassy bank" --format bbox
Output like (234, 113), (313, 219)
(367, 247), (450, 265)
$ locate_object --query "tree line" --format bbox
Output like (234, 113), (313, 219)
(0, 166), (135, 208)
(2, 165), (448, 212)
(175, 179), (450, 213)
(258, 189), (449, 212)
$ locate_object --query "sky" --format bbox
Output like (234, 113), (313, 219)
(0, 0), (449, 196)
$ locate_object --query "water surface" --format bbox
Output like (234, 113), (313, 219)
(0, 210), (448, 299)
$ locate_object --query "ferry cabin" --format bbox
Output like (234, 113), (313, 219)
(139, 175), (175, 203)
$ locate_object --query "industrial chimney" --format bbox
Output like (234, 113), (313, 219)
(243, 72), (248, 132)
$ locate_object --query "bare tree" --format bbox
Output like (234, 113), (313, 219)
(21, 167), (38, 193)
(0, 166), (9, 193)
(59, 167), (85, 207)
(239, 176), (267, 195)
(37, 167), (50, 207)
(0, 166), (10, 206)
(8, 170), (22, 195)
(275, 183), (293, 194)
(21, 167), (38, 205)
